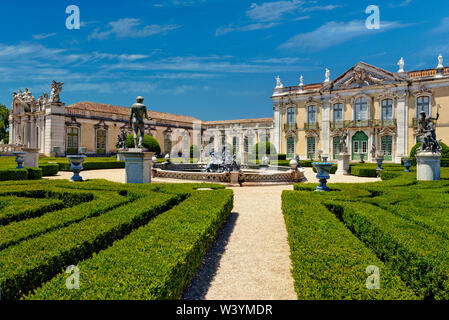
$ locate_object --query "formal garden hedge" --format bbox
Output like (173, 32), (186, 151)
(285, 167), (449, 300)
(0, 180), (232, 300)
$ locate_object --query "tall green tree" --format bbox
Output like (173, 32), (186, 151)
(0, 104), (9, 144)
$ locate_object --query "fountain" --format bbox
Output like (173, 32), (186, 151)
(313, 162), (333, 192)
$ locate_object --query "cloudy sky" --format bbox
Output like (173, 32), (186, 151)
(0, 0), (447, 120)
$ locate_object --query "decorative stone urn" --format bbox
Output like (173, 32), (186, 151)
(12, 151), (27, 169)
(321, 156), (329, 162)
(67, 155), (86, 182)
(403, 158), (412, 172)
(79, 147), (87, 155)
(359, 153), (365, 163)
(312, 162), (333, 192)
(376, 156), (384, 171)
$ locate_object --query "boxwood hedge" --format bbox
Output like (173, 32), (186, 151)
(27, 189), (233, 300)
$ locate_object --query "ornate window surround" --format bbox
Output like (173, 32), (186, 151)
(412, 87), (433, 117)
(350, 93), (372, 121)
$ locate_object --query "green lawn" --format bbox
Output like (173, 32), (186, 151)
(0, 180), (233, 300)
(283, 167), (449, 300)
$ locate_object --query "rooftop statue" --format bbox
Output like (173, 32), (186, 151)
(129, 96), (152, 149)
(417, 106), (441, 153)
(50, 81), (64, 103)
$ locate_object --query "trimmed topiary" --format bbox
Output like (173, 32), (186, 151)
(126, 134), (161, 155)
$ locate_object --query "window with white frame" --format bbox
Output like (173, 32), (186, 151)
(381, 99), (394, 120)
(307, 106), (317, 123)
(354, 97), (368, 121)
(287, 107), (295, 124)
(333, 103), (343, 122)
(417, 96), (430, 116)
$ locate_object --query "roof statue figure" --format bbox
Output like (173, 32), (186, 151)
(129, 96), (152, 149)
(417, 105), (440, 153)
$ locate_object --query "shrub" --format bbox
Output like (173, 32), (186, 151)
(0, 191), (182, 300)
(350, 166), (378, 177)
(410, 142), (449, 158)
(278, 154), (287, 161)
(0, 169), (28, 181)
(282, 191), (417, 300)
(26, 168), (43, 180)
(252, 142), (277, 160)
(39, 164), (59, 176)
(126, 134), (161, 155)
(27, 190), (233, 300)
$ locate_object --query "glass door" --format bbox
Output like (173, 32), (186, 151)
(381, 136), (393, 161)
(352, 131), (368, 160)
(333, 137), (341, 160)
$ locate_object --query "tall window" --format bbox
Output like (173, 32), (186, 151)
(307, 106), (317, 123)
(244, 136), (249, 153)
(381, 99), (393, 120)
(307, 137), (316, 159)
(164, 134), (172, 154)
(96, 129), (107, 154)
(354, 97), (368, 121)
(208, 137), (214, 154)
(221, 135), (226, 147)
(417, 96), (430, 116)
(287, 107), (295, 124)
(232, 136), (239, 155)
(333, 103), (343, 122)
(287, 137), (295, 159)
(66, 127), (79, 154)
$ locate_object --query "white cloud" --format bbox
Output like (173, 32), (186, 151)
(32, 33), (57, 40)
(389, 0), (412, 8)
(279, 20), (411, 50)
(215, 22), (279, 36)
(247, 0), (304, 22)
(89, 18), (180, 40)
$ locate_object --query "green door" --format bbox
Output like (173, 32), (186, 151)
(381, 136), (393, 161)
(333, 137), (340, 160)
(287, 137), (295, 159)
(96, 129), (107, 155)
(352, 131), (368, 160)
(66, 127), (79, 155)
(307, 137), (316, 159)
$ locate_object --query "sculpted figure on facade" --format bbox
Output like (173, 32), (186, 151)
(50, 81), (64, 103)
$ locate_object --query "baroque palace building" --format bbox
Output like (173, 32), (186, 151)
(272, 57), (449, 163)
(8, 81), (273, 159)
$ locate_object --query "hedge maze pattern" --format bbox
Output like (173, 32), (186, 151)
(0, 180), (233, 300)
(283, 169), (449, 300)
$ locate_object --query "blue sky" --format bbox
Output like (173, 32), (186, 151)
(0, 0), (448, 120)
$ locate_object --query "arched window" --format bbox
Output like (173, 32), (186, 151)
(381, 99), (393, 120)
(287, 107), (295, 124)
(417, 96), (430, 116)
(333, 103), (343, 122)
(354, 97), (368, 121)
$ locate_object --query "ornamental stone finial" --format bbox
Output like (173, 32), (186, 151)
(299, 75), (304, 86)
(398, 57), (405, 73)
(275, 75), (283, 89)
(437, 54), (444, 69)
(324, 69), (330, 83)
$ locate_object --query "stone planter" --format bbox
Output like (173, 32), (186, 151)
(67, 155), (86, 182)
(376, 157), (384, 171)
(12, 151), (27, 169)
(403, 158), (412, 172)
(312, 162), (333, 192)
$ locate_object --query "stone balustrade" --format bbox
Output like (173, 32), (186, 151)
(0, 144), (23, 155)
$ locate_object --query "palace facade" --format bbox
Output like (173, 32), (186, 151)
(272, 58), (449, 163)
(8, 83), (274, 159)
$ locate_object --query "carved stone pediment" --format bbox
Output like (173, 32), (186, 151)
(378, 127), (397, 137)
(330, 128), (347, 137)
(321, 62), (402, 91)
(305, 129), (320, 138)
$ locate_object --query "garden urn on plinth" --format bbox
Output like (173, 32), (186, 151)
(67, 155), (86, 182)
(12, 151), (27, 169)
(312, 162), (333, 192)
(403, 158), (412, 172)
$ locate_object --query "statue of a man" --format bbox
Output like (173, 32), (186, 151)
(339, 131), (348, 153)
(129, 96), (151, 149)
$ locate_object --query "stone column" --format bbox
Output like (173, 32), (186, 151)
(395, 91), (409, 163)
(321, 102), (331, 158)
(273, 104), (282, 154)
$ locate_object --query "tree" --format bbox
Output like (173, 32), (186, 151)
(126, 134), (161, 155)
(0, 104), (9, 144)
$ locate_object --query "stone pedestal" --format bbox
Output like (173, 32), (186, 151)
(416, 152), (441, 181)
(229, 171), (240, 186)
(336, 153), (350, 175)
(120, 149), (154, 184)
(117, 150), (126, 161)
(22, 148), (40, 168)
(242, 152), (248, 166)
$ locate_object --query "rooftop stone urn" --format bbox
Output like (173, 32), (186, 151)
(403, 158), (412, 172)
(312, 162), (333, 192)
(12, 151), (27, 169)
(67, 155), (86, 182)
